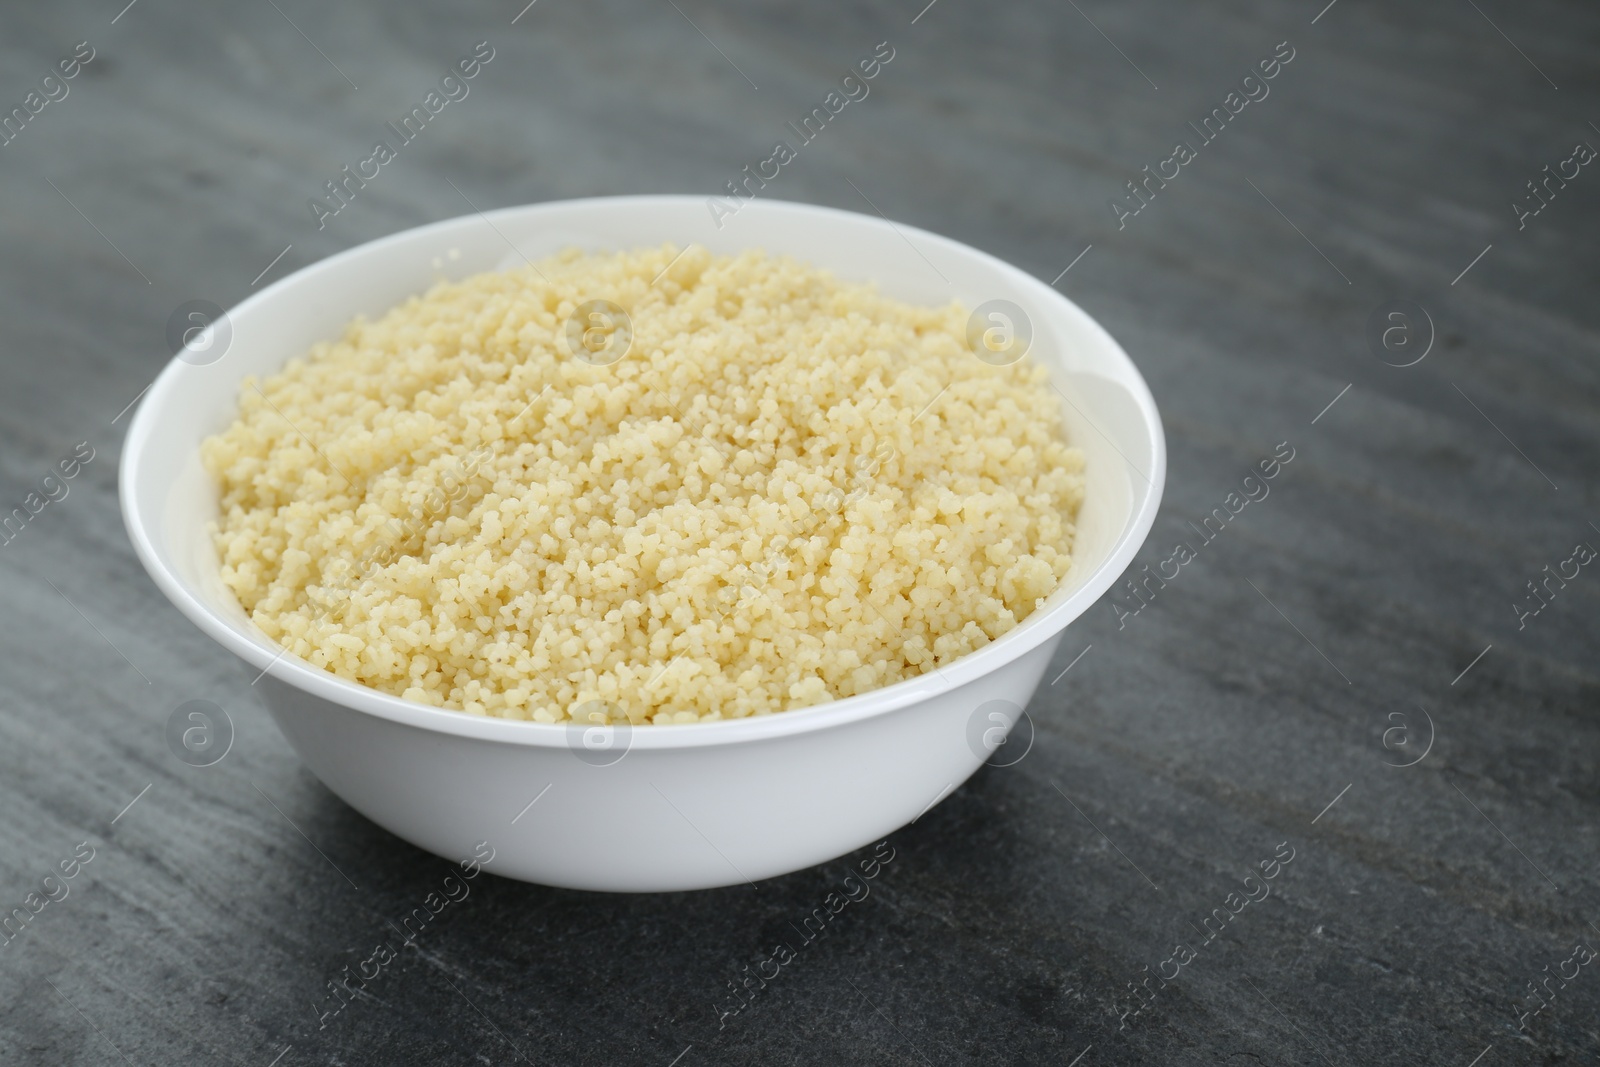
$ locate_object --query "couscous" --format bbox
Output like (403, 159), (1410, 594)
(203, 246), (1084, 723)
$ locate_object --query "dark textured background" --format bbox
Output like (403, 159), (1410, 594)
(1, 1), (1597, 1064)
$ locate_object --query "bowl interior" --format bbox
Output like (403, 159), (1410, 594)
(123, 196), (1164, 739)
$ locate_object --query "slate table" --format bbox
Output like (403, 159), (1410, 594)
(2, 1), (1597, 1064)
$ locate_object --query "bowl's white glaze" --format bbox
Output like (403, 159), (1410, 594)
(120, 196), (1165, 891)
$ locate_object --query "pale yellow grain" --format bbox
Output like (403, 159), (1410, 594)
(204, 246), (1085, 723)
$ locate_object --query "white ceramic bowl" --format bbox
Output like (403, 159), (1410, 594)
(120, 196), (1164, 892)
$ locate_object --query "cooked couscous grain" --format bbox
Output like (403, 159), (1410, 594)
(203, 246), (1084, 723)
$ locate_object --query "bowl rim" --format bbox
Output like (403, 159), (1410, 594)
(120, 194), (1165, 750)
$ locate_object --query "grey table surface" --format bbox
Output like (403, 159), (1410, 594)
(2, 0), (1598, 1064)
